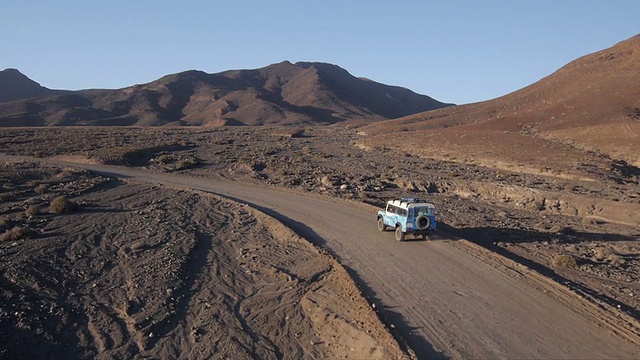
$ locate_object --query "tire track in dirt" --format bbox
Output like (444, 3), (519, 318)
(113, 245), (146, 354)
(62, 186), (168, 355)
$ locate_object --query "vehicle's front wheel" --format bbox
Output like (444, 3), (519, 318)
(395, 226), (405, 242)
(377, 217), (387, 232)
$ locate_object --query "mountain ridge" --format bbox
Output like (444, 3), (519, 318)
(0, 62), (452, 126)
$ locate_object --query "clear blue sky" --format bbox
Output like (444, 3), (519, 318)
(1, 1), (638, 104)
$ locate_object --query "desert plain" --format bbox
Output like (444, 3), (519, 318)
(0, 124), (639, 359)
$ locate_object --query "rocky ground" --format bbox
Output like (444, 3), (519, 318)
(1, 125), (639, 356)
(0, 160), (408, 359)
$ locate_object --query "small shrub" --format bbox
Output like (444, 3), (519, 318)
(56, 169), (76, 179)
(606, 254), (626, 267)
(130, 240), (146, 251)
(0, 216), (11, 231)
(176, 156), (199, 170)
(1, 226), (37, 241)
(50, 196), (78, 213)
(154, 154), (170, 164)
(34, 184), (48, 195)
(552, 254), (577, 269)
(25, 205), (40, 217)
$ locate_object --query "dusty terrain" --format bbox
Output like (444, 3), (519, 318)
(0, 159), (408, 359)
(1, 125), (640, 357)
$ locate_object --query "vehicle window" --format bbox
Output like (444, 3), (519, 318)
(386, 204), (411, 217)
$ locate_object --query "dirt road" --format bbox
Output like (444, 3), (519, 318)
(29, 159), (640, 358)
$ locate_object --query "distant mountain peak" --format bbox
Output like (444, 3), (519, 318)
(1, 68), (39, 85)
(0, 68), (64, 102)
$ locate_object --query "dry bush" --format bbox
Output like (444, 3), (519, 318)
(606, 254), (626, 267)
(0, 216), (11, 231)
(552, 254), (577, 269)
(50, 196), (79, 213)
(154, 154), (170, 164)
(1, 226), (37, 242)
(56, 170), (75, 179)
(56, 168), (86, 179)
(25, 205), (40, 217)
(34, 184), (48, 195)
(176, 156), (199, 170)
(592, 247), (612, 261)
(271, 128), (305, 138)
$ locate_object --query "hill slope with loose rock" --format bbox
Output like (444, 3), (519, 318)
(359, 34), (640, 179)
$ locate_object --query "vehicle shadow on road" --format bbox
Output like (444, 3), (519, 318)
(452, 224), (638, 245)
(440, 222), (640, 322)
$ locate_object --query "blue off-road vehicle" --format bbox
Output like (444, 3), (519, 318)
(377, 198), (437, 241)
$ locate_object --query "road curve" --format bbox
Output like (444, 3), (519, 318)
(10, 157), (640, 359)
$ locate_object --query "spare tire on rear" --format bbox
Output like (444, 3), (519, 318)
(416, 215), (430, 230)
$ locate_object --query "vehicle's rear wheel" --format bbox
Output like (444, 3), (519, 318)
(377, 217), (387, 232)
(395, 226), (405, 242)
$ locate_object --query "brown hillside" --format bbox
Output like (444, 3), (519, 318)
(359, 34), (640, 179)
(0, 62), (451, 127)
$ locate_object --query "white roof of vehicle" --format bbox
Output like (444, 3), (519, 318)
(388, 198), (435, 209)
